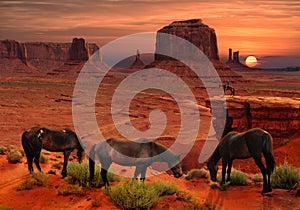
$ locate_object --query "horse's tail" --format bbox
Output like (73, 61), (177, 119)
(75, 135), (84, 164)
(89, 144), (96, 182)
(21, 131), (28, 147)
(262, 133), (275, 174)
(21, 131), (31, 154)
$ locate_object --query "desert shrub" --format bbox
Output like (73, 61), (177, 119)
(177, 191), (219, 210)
(0, 205), (12, 210)
(229, 170), (249, 185)
(217, 170), (248, 186)
(271, 161), (300, 189)
(57, 185), (85, 196)
(107, 181), (158, 209)
(107, 180), (178, 209)
(151, 180), (178, 196)
(252, 173), (263, 182)
(6, 149), (22, 164)
(0, 146), (8, 155)
(16, 172), (48, 191)
(39, 153), (48, 164)
(184, 198), (218, 210)
(91, 199), (101, 207)
(51, 161), (63, 170)
(66, 162), (119, 187)
(184, 168), (209, 180)
(220, 182), (231, 191)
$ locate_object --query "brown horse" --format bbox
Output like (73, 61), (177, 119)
(207, 128), (275, 193)
(21, 127), (84, 178)
(223, 84), (235, 96)
(89, 138), (183, 186)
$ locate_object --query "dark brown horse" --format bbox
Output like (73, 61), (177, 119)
(21, 127), (84, 178)
(207, 128), (275, 193)
(89, 138), (183, 186)
(223, 84), (235, 96)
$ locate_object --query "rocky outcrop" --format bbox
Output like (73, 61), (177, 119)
(155, 19), (219, 61)
(0, 38), (99, 71)
(149, 19), (244, 83)
(0, 40), (27, 64)
(207, 96), (300, 146)
(128, 50), (145, 69)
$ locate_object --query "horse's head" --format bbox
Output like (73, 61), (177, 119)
(170, 163), (183, 178)
(206, 160), (218, 182)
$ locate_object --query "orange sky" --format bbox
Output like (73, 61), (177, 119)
(0, 0), (299, 58)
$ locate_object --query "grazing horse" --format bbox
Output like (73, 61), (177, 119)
(207, 128), (275, 193)
(223, 84), (235, 96)
(21, 127), (84, 178)
(89, 138), (183, 187)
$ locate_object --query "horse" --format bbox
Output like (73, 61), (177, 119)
(223, 84), (235, 96)
(206, 128), (275, 193)
(89, 138), (183, 187)
(21, 126), (84, 178)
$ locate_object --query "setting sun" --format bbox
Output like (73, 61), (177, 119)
(245, 56), (258, 67)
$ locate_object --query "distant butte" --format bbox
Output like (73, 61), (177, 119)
(0, 38), (99, 71)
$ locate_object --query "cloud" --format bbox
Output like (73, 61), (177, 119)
(0, 0), (299, 56)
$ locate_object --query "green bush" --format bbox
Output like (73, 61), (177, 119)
(107, 180), (178, 209)
(271, 161), (300, 189)
(252, 173), (263, 182)
(66, 162), (119, 187)
(217, 170), (248, 186)
(6, 149), (23, 164)
(51, 161), (63, 170)
(0, 205), (12, 210)
(151, 180), (178, 196)
(177, 191), (219, 210)
(0, 146), (8, 155)
(229, 170), (249, 185)
(57, 185), (85, 196)
(184, 168), (209, 180)
(184, 197), (218, 210)
(39, 154), (48, 164)
(16, 172), (49, 191)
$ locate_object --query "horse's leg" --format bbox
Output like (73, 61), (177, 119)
(253, 157), (268, 193)
(226, 161), (232, 182)
(61, 149), (72, 178)
(101, 168), (109, 187)
(100, 160), (112, 187)
(27, 153), (34, 173)
(139, 166), (147, 182)
(33, 151), (42, 172)
(134, 166), (141, 181)
(267, 173), (272, 192)
(221, 159), (228, 184)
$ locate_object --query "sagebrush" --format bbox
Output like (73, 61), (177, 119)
(271, 161), (300, 189)
(107, 180), (177, 209)
(66, 162), (119, 187)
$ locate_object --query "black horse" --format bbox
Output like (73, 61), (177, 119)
(89, 138), (183, 187)
(207, 128), (275, 193)
(21, 127), (84, 178)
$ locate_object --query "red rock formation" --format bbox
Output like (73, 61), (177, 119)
(0, 38), (99, 71)
(69, 38), (89, 61)
(0, 40), (27, 64)
(150, 19), (243, 83)
(128, 49), (145, 69)
(155, 19), (219, 61)
(207, 96), (300, 146)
